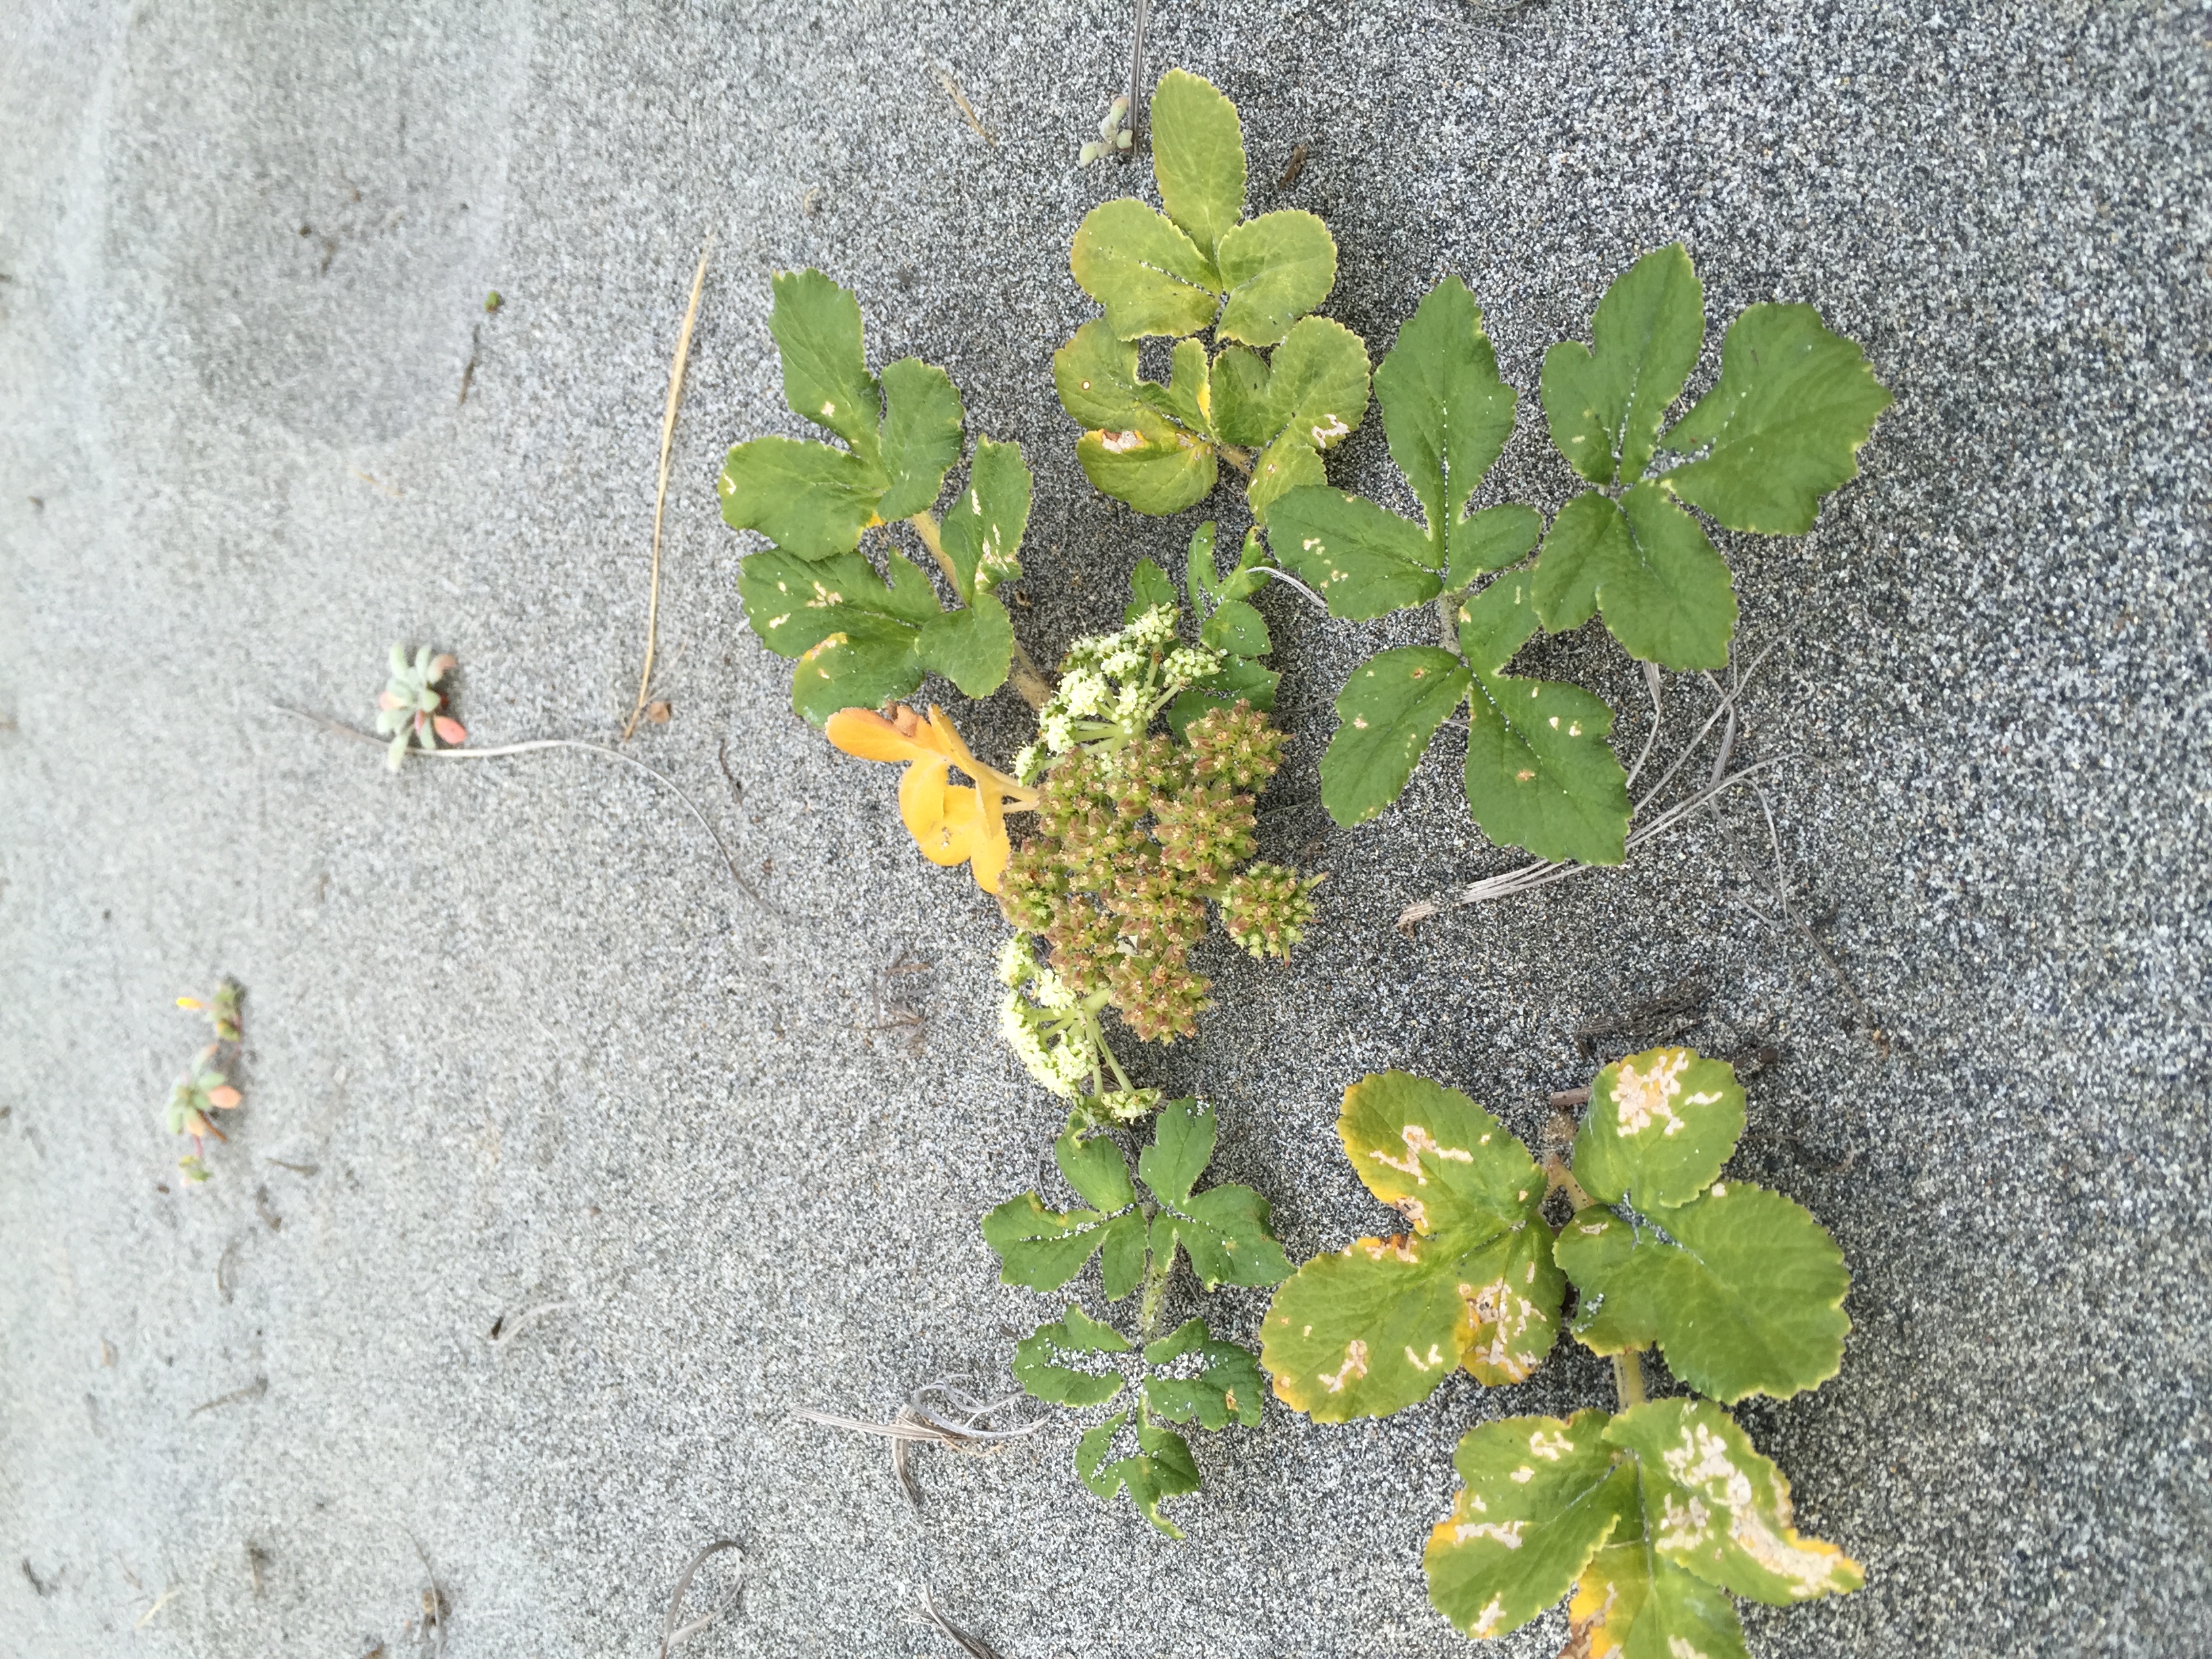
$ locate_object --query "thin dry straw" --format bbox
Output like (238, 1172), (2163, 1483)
(917, 1584), (1006, 1659)
(658, 1540), (743, 1659)
(624, 231), (715, 743)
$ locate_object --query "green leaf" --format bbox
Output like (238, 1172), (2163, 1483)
(874, 358), (964, 520)
(1572, 1045), (1746, 1210)
(1267, 488), (1439, 620)
(915, 590), (1014, 697)
(1373, 275), (1518, 572)
(1555, 1183), (1850, 1402)
(1136, 1097), (1215, 1207)
(1215, 210), (1336, 348)
(1443, 504), (1543, 591)
(1159, 1184), (1294, 1291)
(1262, 1071), (1561, 1420)
(1077, 419), (1220, 515)
(1605, 1399), (1865, 1603)
(1319, 648), (1471, 827)
(1099, 1210), (1149, 1300)
(981, 1192), (1128, 1294)
(1540, 243), (1704, 487)
(1457, 574), (1630, 864)
(1127, 557), (1179, 621)
(1183, 521), (1221, 613)
(1150, 69), (1245, 262)
(1070, 199), (1221, 340)
(1569, 1533), (1750, 1659)
(1659, 303), (1892, 534)
(1054, 318), (1149, 429)
(738, 550), (927, 659)
(1424, 1411), (1635, 1640)
(1243, 316), (1372, 523)
(1532, 486), (1737, 670)
(1056, 1124), (1136, 1212)
(1245, 428), (1326, 524)
(789, 621), (923, 726)
(1143, 1319), (1266, 1431)
(1078, 1414), (1203, 1537)
(768, 268), (880, 462)
(1137, 339), (1215, 436)
(1015, 1305), (1130, 1408)
(718, 436), (885, 561)
(936, 438), (1032, 598)
(1167, 654), (1281, 736)
(1209, 346), (1274, 446)
(1200, 598), (1269, 657)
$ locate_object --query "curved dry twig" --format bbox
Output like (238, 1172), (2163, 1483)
(657, 1540), (743, 1659)
(274, 705), (776, 917)
(917, 1584), (1006, 1659)
(795, 1378), (1050, 1506)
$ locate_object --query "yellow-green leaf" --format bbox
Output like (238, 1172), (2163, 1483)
(1568, 1531), (1750, 1659)
(768, 268), (882, 463)
(1425, 1412), (1635, 1640)
(1261, 1071), (1560, 1420)
(1572, 1045), (1746, 1210)
(1659, 303), (1893, 534)
(1555, 1183), (1850, 1403)
(1540, 243), (1704, 487)
(718, 436), (885, 562)
(937, 438), (1033, 599)
(1076, 418), (1218, 514)
(1149, 68), (1245, 262)
(1070, 199), (1221, 340)
(1605, 1399), (1865, 1604)
(1054, 318), (1149, 429)
(1215, 209), (1336, 348)
(874, 357), (964, 520)
(737, 548), (933, 659)
(788, 619), (924, 726)
(1078, 1413), (1202, 1537)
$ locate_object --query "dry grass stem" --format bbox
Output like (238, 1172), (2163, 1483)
(489, 1300), (572, 1351)
(276, 706), (776, 917)
(916, 1584), (1008, 1659)
(407, 1532), (447, 1658)
(935, 66), (997, 144)
(188, 1376), (268, 1416)
(795, 1380), (1047, 1507)
(657, 1540), (743, 1659)
(134, 1585), (182, 1629)
(624, 230), (715, 743)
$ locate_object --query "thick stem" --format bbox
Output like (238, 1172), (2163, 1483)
(1613, 1351), (1647, 1410)
(1216, 445), (1253, 476)
(1542, 1152), (1595, 1213)
(1136, 1215), (1169, 1342)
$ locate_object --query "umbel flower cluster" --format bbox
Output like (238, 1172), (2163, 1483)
(995, 609), (1322, 1089)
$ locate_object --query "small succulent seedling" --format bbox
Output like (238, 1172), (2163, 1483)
(722, 270), (1038, 722)
(1057, 70), (1369, 523)
(166, 983), (243, 1183)
(983, 1097), (1291, 1535)
(1078, 94), (1135, 165)
(1269, 246), (1889, 863)
(1261, 1048), (1859, 1648)
(377, 644), (468, 770)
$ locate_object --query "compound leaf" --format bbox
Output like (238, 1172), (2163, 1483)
(1555, 1183), (1850, 1403)
(1150, 68), (1246, 263)
(1606, 1399), (1864, 1604)
(718, 436), (885, 562)
(1532, 486), (1736, 670)
(1071, 199), (1221, 340)
(768, 268), (881, 462)
(1139, 1099), (1292, 1291)
(1168, 653), (1282, 735)
(1137, 338), (1216, 436)
(1374, 274), (1519, 572)
(981, 1192), (1129, 1294)
(1262, 1072), (1561, 1420)
(789, 621), (924, 726)
(1078, 1413), (1203, 1537)
(1015, 1304), (1130, 1408)
(936, 438), (1033, 599)
(1659, 304), (1892, 534)
(1443, 503), (1544, 592)
(875, 357), (964, 520)
(1540, 243), (1704, 487)
(1200, 597), (1269, 657)
(1424, 1412), (1635, 1640)
(1128, 557), (1180, 621)
(1216, 210), (1337, 348)
(1569, 1533), (1750, 1659)
(1078, 418), (1220, 515)
(1319, 648), (1471, 827)
(915, 590), (1014, 697)
(1242, 316), (1373, 523)
(1142, 1317), (1265, 1431)
(1267, 489), (1439, 620)
(1572, 1046), (1747, 1210)
(1458, 574), (1629, 864)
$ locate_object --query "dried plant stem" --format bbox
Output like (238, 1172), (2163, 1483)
(918, 1584), (1006, 1658)
(275, 706), (773, 916)
(657, 1540), (743, 1659)
(1542, 1151), (1594, 1212)
(795, 1380), (1047, 1507)
(623, 230), (715, 743)
(1119, 0), (1153, 157)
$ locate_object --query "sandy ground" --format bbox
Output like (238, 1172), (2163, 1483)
(2, 1), (2208, 1654)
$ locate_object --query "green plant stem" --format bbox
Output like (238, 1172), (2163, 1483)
(1136, 1218), (1170, 1342)
(1613, 1351), (1647, 1410)
(908, 510), (1053, 710)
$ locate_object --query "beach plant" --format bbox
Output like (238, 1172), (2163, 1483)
(721, 270), (1044, 722)
(1057, 69), (1370, 523)
(1268, 245), (1890, 863)
(1260, 1047), (1860, 1648)
(983, 1097), (1292, 1535)
(377, 645), (468, 770)
(165, 983), (243, 1183)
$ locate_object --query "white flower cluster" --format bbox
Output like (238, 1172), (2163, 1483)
(997, 935), (1094, 1098)
(1017, 606), (1223, 781)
